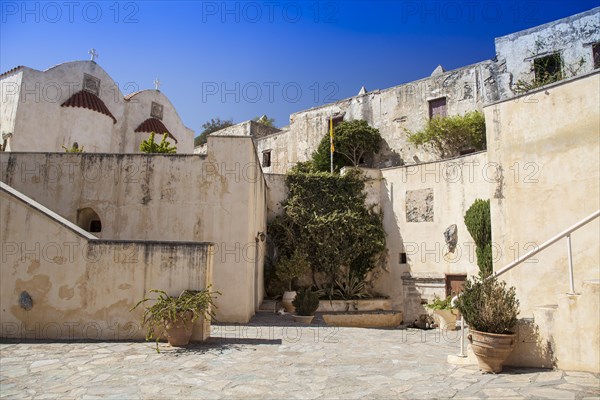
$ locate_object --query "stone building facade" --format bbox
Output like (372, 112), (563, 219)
(210, 7), (599, 175)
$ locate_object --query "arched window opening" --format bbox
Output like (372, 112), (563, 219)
(77, 207), (102, 233)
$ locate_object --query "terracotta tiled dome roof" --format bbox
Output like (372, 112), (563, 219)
(61, 90), (117, 124)
(134, 118), (177, 143)
(124, 91), (144, 101)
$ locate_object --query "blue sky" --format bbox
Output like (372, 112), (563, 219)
(1, 1), (598, 134)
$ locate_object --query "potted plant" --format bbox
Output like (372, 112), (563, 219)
(455, 276), (520, 373)
(130, 288), (219, 352)
(426, 295), (458, 331)
(292, 288), (320, 324)
(275, 249), (310, 313)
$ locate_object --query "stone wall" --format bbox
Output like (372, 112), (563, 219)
(0, 135), (267, 323)
(374, 152), (492, 321)
(255, 61), (498, 174)
(495, 7), (600, 101)
(485, 71), (600, 316)
(1, 183), (213, 340)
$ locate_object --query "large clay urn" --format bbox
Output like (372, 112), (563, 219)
(468, 329), (516, 373)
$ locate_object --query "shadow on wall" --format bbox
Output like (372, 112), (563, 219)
(374, 139), (404, 169)
(506, 318), (557, 369)
(371, 179), (407, 308)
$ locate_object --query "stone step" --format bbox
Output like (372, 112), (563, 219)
(257, 299), (280, 313)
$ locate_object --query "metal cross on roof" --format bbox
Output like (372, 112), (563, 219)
(88, 48), (98, 62)
(154, 78), (161, 91)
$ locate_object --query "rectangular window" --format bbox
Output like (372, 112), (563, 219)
(428, 97), (447, 119)
(593, 43), (600, 69)
(262, 150), (271, 168)
(399, 252), (407, 264)
(533, 53), (563, 85)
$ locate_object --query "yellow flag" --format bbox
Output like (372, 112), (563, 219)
(329, 116), (334, 152)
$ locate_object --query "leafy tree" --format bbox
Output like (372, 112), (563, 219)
(140, 132), (177, 154)
(407, 111), (486, 159)
(312, 120), (382, 172)
(253, 115), (275, 127)
(194, 118), (234, 147)
(269, 169), (386, 288)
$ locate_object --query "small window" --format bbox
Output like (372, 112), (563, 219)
(593, 43), (600, 70)
(262, 150), (271, 168)
(533, 53), (563, 85)
(399, 253), (407, 264)
(428, 97), (447, 119)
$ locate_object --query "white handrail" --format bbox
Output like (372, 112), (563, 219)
(452, 209), (600, 357)
(491, 210), (599, 282)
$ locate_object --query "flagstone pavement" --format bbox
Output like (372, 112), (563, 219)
(1, 313), (599, 399)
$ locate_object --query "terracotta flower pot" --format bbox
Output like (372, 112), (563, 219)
(164, 311), (194, 347)
(468, 329), (516, 373)
(282, 291), (297, 313)
(292, 315), (314, 324)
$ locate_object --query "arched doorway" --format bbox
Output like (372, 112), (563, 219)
(77, 207), (102, 233)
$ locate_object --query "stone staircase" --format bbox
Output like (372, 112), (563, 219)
(257, 299), (280, 313)
(507, 280), (599, 372)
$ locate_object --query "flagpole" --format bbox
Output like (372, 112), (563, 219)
(329, 112), (334, 174)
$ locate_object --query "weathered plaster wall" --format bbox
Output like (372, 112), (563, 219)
(255, 61), (498, 174)
(0, 135), (267, 322)
(0, 70), (22, 150)
(495, 7), (600, 100)
(0, 61), (194, 153)
(211, 120), (281, 139)
(0, 183), (213, 340)
(485, 71), (600, 317)
(376, 152), (491, 322)
(265, 173), (287, 223)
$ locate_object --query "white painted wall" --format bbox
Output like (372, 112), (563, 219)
(0, 61), (194, 154)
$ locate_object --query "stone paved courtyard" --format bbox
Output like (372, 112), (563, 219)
(1, 314), (599, 399)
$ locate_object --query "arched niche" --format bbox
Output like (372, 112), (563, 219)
(77, 207), (102, 233)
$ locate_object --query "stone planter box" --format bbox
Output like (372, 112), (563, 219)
(322, 311), (403, 328)
(316, 298), (392, 312)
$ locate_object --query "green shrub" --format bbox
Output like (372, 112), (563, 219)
(426, 295), (454, 310)
(130, 288), (219, 352)
(407, 111), (486, 158)
(292, 288), (320, 316)
(464, 199), (492, 277)
(140, 132), (177, 154)
(455, 276), (519, 334)
(62, 143), (84, 153)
